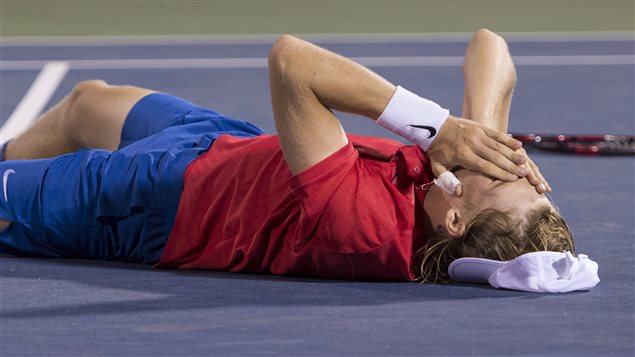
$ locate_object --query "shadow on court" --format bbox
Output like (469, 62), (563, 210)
(1, 255), (542, 320)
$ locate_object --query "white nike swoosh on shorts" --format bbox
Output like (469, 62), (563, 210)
(3, 169), (15, 202)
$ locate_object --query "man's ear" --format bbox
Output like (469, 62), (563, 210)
(444, 208), (466, 238)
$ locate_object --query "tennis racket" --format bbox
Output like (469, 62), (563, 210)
(510, 133), (635, 156)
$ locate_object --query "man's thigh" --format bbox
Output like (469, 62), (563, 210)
(117, 92), (206, 149)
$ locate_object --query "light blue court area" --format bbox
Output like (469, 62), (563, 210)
(1, 34), (634, 356)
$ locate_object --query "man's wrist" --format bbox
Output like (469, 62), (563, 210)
(376, 86), (449, 151)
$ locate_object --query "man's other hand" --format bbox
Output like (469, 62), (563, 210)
(427, 116), (533, 195)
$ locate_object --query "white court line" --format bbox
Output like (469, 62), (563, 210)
(1, 61), (70, 144)
(0, 31), (633, 46)
(0, 55), (633, 71)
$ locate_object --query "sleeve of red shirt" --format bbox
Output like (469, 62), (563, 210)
(287, 141), (415, 280)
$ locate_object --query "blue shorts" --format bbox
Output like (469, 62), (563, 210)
(0, 93), (264, 264)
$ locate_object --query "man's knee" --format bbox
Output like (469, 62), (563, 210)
(66, 80), (110, 120)
(63, 80), (115, 148)
(63, 80), (155, 150)
(68, 80), (108, 106)
(72, 79), (109, 94)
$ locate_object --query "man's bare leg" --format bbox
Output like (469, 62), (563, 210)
(1, 80), (155, 231)
(4, 80), (155, 161)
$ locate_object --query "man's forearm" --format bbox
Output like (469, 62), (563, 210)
(462, 29), (517, 133)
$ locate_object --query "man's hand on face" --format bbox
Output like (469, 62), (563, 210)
(426, 116), (551, 197)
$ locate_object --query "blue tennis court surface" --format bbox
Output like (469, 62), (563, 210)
(1, 35), (634, 356)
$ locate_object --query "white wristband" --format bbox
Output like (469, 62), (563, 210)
(377, 86), (450, 151)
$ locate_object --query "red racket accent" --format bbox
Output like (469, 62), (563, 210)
(510, 133), (635, 156)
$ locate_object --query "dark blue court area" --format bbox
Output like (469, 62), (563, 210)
(1, 35), (634, 356)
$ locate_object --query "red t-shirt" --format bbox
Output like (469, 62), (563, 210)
(157, 134), (435, 281)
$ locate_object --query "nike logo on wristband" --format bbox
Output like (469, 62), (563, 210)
(409, 125), (437, 138)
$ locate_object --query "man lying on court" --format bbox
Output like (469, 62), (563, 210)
(0, 29), (598, 292)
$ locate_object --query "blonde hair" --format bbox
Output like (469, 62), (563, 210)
(416, 204), (575, 283)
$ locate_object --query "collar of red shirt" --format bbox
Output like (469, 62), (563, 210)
(392, 145), (435, 190)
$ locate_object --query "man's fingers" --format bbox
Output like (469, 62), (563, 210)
(474, 144), (527, 179)
(465, 153), (519, 182)
(430, 162), (447, 179)
(523, 163), (545, 193)
(481, 137), (527, 169)
(453, 182), (463, 197)
(482, 128), (526, 165)
(526, 157), (552, 193)
(483, 126), (523, 151)
(524, 163), (541, 186)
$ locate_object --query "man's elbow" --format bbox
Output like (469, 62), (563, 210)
(471, 28), (509, 50)
(268, 35), (303, 77)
